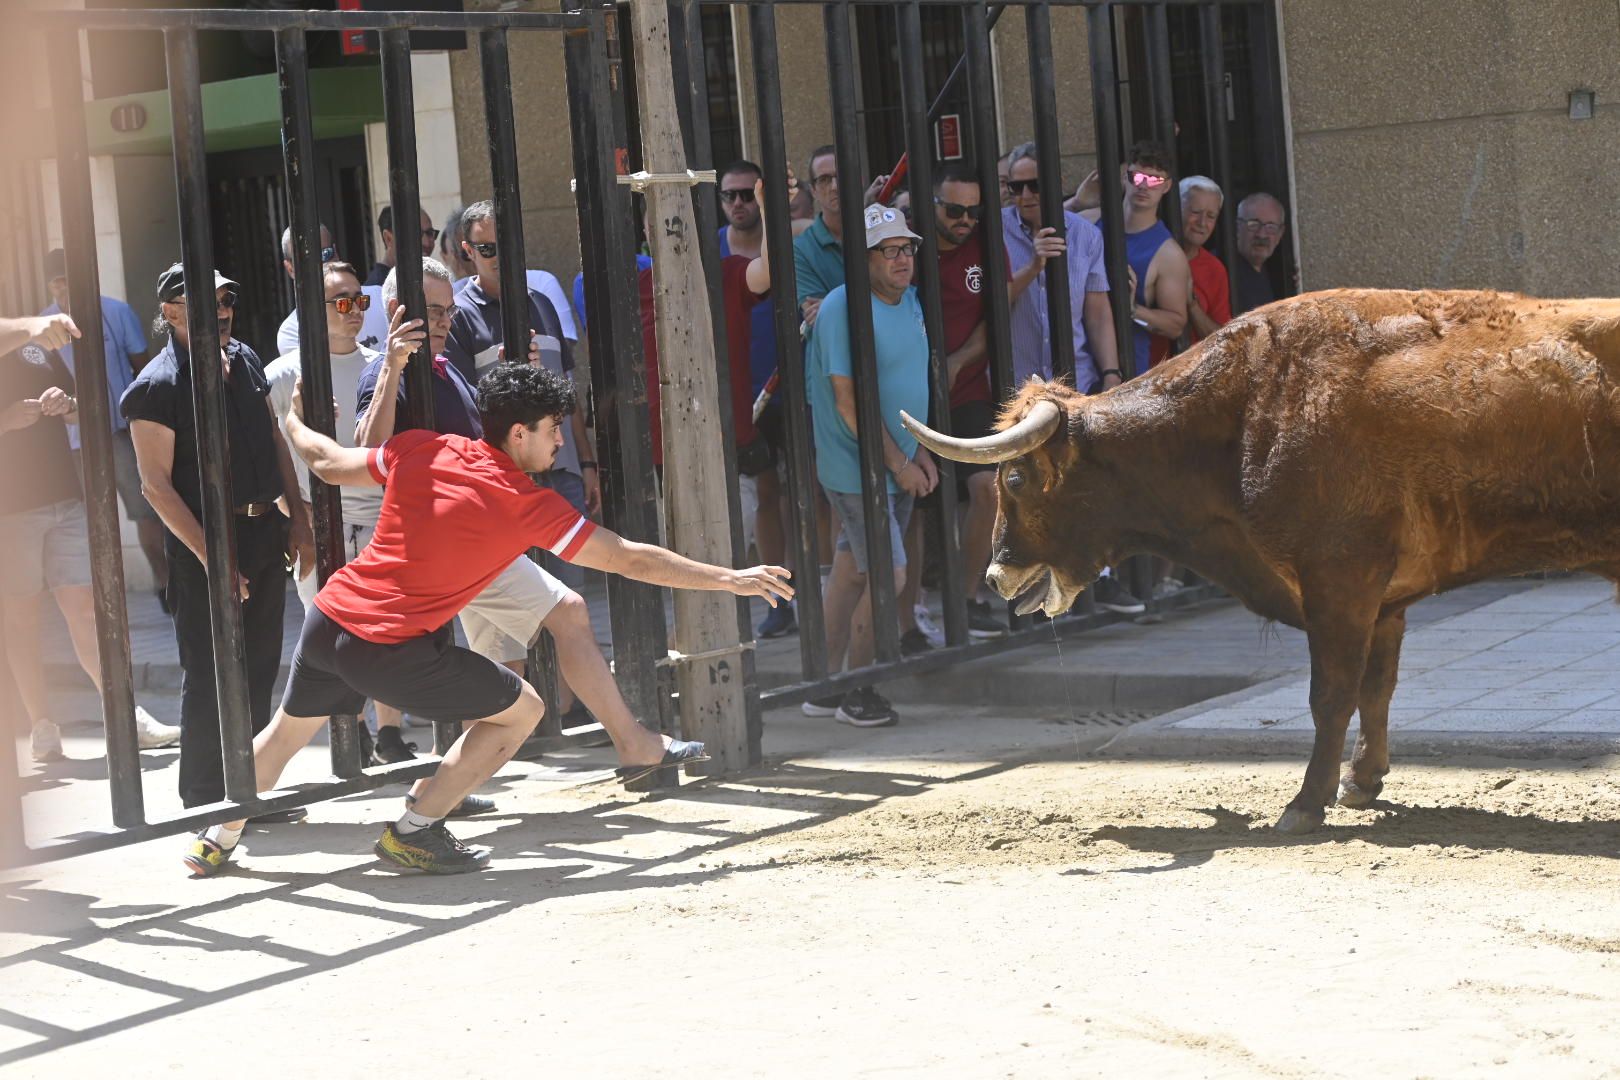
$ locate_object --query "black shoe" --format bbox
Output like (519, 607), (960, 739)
(372, 726), (418, 765)
(247, 806), (308, 824)
(966, 600), (1008, 639)
(900, 628), (933, 656)
(1092, 575), (1146, 615)
(801, 693), (843, 717)
(835, 687), (898, 728)
(406, 791), (497, 818)
(557, 702), (594, 731)
(374, 821), (491, 875)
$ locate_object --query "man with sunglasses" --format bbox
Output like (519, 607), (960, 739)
(364, 205), (437, 288)
(265, 261), (417, 766)
(800, 205), (937, 729)
(121, 262), (315, 811)
(275, 225), (389, 356)
(1232, 191), (1288, 316)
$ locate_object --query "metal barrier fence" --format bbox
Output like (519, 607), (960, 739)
(8, 4), (660, 867)
(8, 0), (1280, 867)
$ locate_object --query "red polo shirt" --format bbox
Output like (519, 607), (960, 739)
(314, 430), (595, 643)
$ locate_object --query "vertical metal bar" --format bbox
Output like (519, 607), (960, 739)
(747, 1), (826, 679)
(825, 1), (899, 665)
(1087, 1), (1137, 380)
(276, 27), (361, 780)
(380, 27), (456, 755)
(1199, 2), (1237, 285)
(1250, 0), (1294, 294)
(49, 29), (144, 826)
(897, 0), (966, 649)
(1145, 2), (1181, 238)
(565, 5), (669, 730)
(1024, 1), (1076, 386)
(963, 1), (1013, 402)
(164, 28), (256, 801)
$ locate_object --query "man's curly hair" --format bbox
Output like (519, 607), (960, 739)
(477, 363), (577, 449)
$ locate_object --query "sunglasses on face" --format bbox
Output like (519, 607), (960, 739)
(467, 241), (498, 259)
(1129, 171), (1169, 190)
(875, 241), (918, 260)
(719, 188), (756, 204)
(935, 197), (983, 221)
(172, 292), (237, 309)
(1007, 178), (1040, 196)
(325, 293), (371, 314)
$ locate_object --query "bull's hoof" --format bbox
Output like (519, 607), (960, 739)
(1273, 806), (1325, 834)
(1337, 777), (1383, 809)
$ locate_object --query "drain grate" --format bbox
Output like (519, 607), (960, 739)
(1040, 710), (1156, 727)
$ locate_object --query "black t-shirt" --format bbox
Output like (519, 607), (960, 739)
(0, 345), (80, 514)
(364, 261), (392, 288)
(1232, 258), (1278, 317)
(120, 336), (284, 518)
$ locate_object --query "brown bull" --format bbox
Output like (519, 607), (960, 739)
(903, 289), (1620, 833)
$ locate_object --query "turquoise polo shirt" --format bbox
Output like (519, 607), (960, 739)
(793, 214), (846, 311)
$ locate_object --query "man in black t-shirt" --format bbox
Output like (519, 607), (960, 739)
(121, 264), (314, 810)
(1, 337), (180, 761)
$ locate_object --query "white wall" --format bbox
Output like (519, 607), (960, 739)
(364, 51), (463, 252)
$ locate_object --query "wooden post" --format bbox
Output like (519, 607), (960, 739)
(626, 0), (749, 774)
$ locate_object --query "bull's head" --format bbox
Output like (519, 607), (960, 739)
(902, 381), (1109, 618)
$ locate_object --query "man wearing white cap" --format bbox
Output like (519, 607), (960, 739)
(799, 203), (938, 729)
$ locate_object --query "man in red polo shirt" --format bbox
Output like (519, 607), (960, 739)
(183, 363), (792, 877)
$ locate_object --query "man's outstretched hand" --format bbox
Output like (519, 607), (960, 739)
(726, 565), (794, 607)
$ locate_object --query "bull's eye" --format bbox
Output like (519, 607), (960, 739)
(1005, 468), (1025, 491)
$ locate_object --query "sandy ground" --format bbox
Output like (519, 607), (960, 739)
(5, 702), (1619, 1079)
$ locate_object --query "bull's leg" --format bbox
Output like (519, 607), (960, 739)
(1338, 611), (1406, 809)
(1277, 574), (1385, 835)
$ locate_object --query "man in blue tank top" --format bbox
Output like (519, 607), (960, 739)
(1085, 141), (1190, 377)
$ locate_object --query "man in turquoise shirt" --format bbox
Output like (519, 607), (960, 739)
(792, 144), (892, 333)
(801, 204), (937, 730)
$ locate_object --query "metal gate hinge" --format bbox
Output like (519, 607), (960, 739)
(655, 640), (755, 670)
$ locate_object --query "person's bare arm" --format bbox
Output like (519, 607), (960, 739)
(129, 420), (206, 561)
(1064, 169), (1101, 214)
(1008, 227), (1065, 303)
(830, 373), (931, 497)
(945, 321), (988, 386)
(1082, 290), (1123, 390)
(1186, 285), (1222, 340)
(266, 397), (316, 579)
(0, 314), (79, 355)
(1134, 241), (1190, 340)
(355, 307), (425, 446)
(288, 381), (383, 488)
(745, 178), (773, 295)
(571, 526), (793, 606)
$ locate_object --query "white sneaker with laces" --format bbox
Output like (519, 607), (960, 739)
(31, 719), (65, 763)
(135, 706), (181, 750)
(912, 604), (945, 647)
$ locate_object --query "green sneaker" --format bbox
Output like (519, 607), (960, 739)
(183, 832), (236, 878)
(374, 822), (491, 875)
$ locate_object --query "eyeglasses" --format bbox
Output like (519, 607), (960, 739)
(425, 304), (451, 322)
(810, 173), (838, 190)
(467, 241), (498, 258)
(421, 227), (439, 242)
(1128, 171), (1170, 190)
(875, 241), (918, 260)
(1238, 218), (1284, 237)
(719, 188), (756, 204)
(1006, 178), (1040, 196)
(934, 197), (983, 221)
(325, 293), (371, 314)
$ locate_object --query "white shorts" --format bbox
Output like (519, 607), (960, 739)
(294, 521), (377, 610)
(459, 554), (572, 664)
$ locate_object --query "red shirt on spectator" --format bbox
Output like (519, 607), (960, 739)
(1188, 246), (1232, 343)
(638, 256), (766, 467)
(315, 430), (595, 643)
(939, 232), (992, 408)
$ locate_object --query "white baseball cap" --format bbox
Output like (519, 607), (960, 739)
(864, 203), (921, 250)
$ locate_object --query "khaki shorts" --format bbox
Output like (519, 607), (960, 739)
(458, 554), (572, 664)
(0, 499), (93, 596)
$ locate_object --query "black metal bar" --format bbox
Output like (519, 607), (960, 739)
(563, 5), (669, 731)
(762, 582), (1225, 708)
(48, 30), (145, 828)
(1087, 2), (1137, 379)
(164, 28), (257, 803)
(825, 1), (900, 665)
(481, 28), (531, 382)
(1249, 0), (1294, 294)
(1199, 2), (1237, 284)
(275, 27), (362, 781)
(963, 2), (1014, 403)
(897, 0), (967, 649)
(1024, 2), (1076, 385)
(43, 10), (587, 30)
(747, 1), (827, 680)
(1145, 2), (1181, 238)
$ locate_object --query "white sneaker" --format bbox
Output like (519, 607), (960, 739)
(31, 719), (65, 763)
(1150, 578), (1185, 601)
(135, 706), (181, 750)
(912, 604), (945, 647)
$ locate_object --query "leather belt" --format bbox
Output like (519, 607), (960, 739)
(235, 502), (275, 518)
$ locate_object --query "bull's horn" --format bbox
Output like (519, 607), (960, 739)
(900, 399), (1062, 464)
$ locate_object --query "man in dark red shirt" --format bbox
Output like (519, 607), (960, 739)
(182, 364), (792, 877)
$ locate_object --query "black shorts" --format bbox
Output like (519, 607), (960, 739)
(280, 606), (524, 722)
(920, 398), (999, 506)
